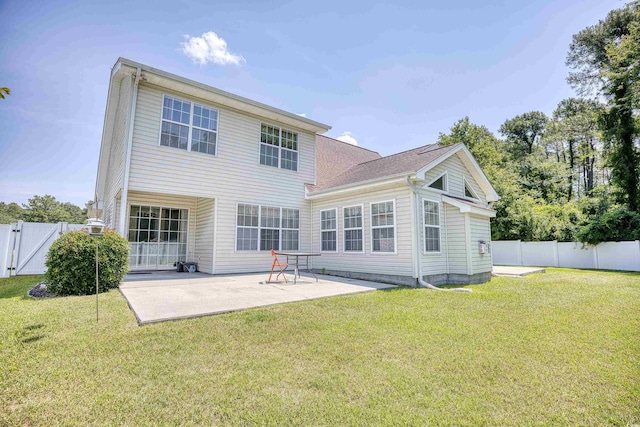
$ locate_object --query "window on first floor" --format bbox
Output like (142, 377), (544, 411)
(371, 201), (395, 252)
(423, 200), (440, 252)
(320, 209), (337, 252)
(259, 124), (298, 171)
(236, 203), (299, 251)
(343, 205), (363, 252)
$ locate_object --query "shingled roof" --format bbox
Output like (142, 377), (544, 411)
(310, 141), (462, 193)
(314, 135), (382, 190)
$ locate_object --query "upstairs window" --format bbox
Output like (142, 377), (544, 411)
(464, 178), (479, 199)
(160, 95), (218, 156)
(260, 124), (298, 171)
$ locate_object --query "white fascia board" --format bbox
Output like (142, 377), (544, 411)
(114, 57), (331, 134)
(442, 195), (496, 218)
(305, 174), (412, 200)
(416, 144), (500, 202)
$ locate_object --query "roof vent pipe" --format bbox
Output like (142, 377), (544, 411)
(405, 176), (472, 293)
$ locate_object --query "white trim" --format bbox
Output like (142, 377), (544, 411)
(409, 189), (419, 278)
(113, 57), (331, 134)
(319, 208), (339, 253)
(158, 94), (219, 156)
(343, 204), (365, 254)
(118, 69), (140, 236)
(462, 176), (481, 201)
(424, 171), (448, 194)
(258, 123), (299, 172)
(464, 213), (473, 275)
(370, 199), (397, 255)
(416, 144), (500, 202)
(234, 202), (300, 252)
(442, 195), (496, 218)
(422, 198), (442, 255)
(211, 197), (218, 274)
(306, 175), (410, 199)
(126, 202), (191, 270)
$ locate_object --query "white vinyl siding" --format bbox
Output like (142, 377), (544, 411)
(194, 198), (215, 274)
(470, 214), (492, 274)
(311, 184), (414, 277)
(320, 209), (337, 252)
(371, 201), (396, 253)
(444, 204), (467, 274)
(423, 200), (441, 253)
(128, 84), (315, 273)
(343, 205), (364, 253)
(423, 152), (486, 203)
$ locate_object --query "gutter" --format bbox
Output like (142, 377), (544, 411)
(118, 67), (141, 235)
(405, 176), (472, 293)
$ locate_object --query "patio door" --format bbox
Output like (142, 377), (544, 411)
(128, 205), (188, 269)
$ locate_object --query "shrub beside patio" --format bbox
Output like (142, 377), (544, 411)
(1, 269), (639, 425)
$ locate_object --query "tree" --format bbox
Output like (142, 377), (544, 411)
(547, 98), (603, 200)
(21, 195), (87, 224)
(567, 2), (640, 211)
(436, 117), (506, 169)
(0, 87), (9, 99)
(499, 111), (549, 159)
(0, 202), (24, 224)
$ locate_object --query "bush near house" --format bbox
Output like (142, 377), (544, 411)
(45, 229), (129, 296)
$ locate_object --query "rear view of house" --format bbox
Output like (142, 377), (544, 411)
(95, 58), (499, 286)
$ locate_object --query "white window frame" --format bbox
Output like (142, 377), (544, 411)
(425, 171), (448, 193)
(462, 176), (481, 201)
(258, 123), (299, 172)
(370, 200), (397, 254)
(158, 94), (219, 156)
(422, 198), (442, 254)
(320, 208), (338, 253)
(343, 204), (364, 253)
(234, 203), (300, 252)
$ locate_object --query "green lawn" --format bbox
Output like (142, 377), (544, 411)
(1, 269), (639, 426)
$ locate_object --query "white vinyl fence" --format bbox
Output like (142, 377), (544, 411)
(1, 221), (86, 278)
(492, 240), (640, 272)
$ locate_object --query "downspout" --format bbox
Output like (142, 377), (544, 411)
(118, 67), (141, 236)
(405, 176), (471, 293)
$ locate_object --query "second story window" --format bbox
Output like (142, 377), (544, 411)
(160, 95), (218, 156)
(260, 124), (298, 171)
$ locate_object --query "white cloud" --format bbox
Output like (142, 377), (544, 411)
(336, 131), (358, 146)
(296, 113), (307, 118)
(180, 31), (246, 66)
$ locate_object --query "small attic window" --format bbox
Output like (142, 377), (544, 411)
(428, 174), (447, 191)
(464, 179), (478, 199)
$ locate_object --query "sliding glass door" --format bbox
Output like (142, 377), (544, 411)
(128, 205), (188, 269)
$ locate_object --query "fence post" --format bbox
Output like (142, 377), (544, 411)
(593, 244), (599, 270)
(553, 240), (559, 267)
(636, 241), (640, 272)
(517, 240), (523, 266)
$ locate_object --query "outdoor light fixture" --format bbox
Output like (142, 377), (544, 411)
(87, 217), (105, 322)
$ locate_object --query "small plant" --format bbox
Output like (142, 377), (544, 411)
(45, 229), (129, 296)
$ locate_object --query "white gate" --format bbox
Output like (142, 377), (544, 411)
(1, 221), (86, 278)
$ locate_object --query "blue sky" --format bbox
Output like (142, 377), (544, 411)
(0, 0), (618, 206)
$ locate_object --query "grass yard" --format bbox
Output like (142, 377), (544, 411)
(1, 269), (639, 426)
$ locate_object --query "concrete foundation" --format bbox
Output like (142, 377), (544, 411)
(313, 269), (492, 287)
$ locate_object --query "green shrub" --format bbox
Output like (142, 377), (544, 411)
(45, 229), (129, 296)
(576, 205), (640, 245)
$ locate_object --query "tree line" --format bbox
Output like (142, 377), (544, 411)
(0, 195), (91, 225)
(438, 2), (640, 244)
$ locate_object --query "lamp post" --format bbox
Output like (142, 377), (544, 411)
(87, 218), (105, 322)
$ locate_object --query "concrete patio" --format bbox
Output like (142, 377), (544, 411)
(120, 271), (396, 325)
(492, 265), (546, 277)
